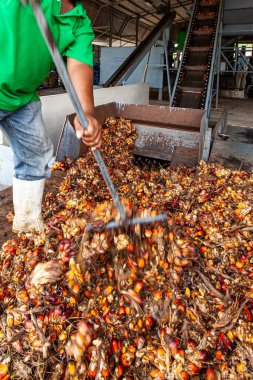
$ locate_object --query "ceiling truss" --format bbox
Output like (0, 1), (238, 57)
(84, 0), (193, 46)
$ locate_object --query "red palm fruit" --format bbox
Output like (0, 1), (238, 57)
(102, 307), (110, 319)
(177, 304), (186, 315)
(215, 350), (223, 361)
(115, 365), (123, 376)
(120, 352), (135, 367)
(144, 315), (154, 331)
(200, 245), (207, 253)
(176, 348), (185, 359)
(244, 306), (253, 322)
(186, 339), (197, 351)
(101, 368), (110, 377)
(107, 266), (114, 280)
(128, 345), (136, 354)
(174, 337), (180, 347)
(88, 367), (97, 378)
(206, 367), (216, 380)
(180, 372), (189, 380)
(159, 328), (166, 341)
(118, 306), (126, 316)
(104, 285), (113, 296)
(0, 365), (8, 378)
(137, 258), (145, 269)
(68, 362), (76, 376)
(127, 243), (134, 252)
(196, 349), (209, 362)
(134, 281), (144, 293)
(153, 290), (163, 301)
(145, 228), (152, 238)
(187, 362), (200, 376)
(110, 339), (119, 354)
(127, 258), (137, 272)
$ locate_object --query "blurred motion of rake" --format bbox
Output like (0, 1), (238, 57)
(26, 0), (167, 233)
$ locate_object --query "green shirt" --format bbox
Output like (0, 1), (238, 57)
(0, 0), (94, 111)
(176, 31), (186, 51)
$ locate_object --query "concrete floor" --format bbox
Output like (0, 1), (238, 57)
(209, 98), (253, 171)
(150, 96), (253, 170)
(211, 97), (253, 129)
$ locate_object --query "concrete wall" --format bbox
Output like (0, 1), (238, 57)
(0, 83), (149, 187)
(225, 0), (253, 11)
(41, 83), (149, 150)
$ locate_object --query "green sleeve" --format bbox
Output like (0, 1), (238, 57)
(64, 11), (95, 67)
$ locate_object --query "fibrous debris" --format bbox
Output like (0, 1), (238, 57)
(0, 117), (252, 379)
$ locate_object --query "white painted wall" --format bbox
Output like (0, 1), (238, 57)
(41, 83), (149, 150)
(0, 83), (149, 187)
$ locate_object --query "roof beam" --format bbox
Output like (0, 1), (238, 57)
(92, 0), (155, 28)
(123, 0), (161, 21)
(92, 0), (127, 25)
(128, 0), (192, 21)
(90, 0), (193, 44)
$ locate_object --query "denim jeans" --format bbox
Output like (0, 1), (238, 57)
(0, 101), (53, 180)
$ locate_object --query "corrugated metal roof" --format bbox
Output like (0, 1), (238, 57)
(84, 0), (193, 45)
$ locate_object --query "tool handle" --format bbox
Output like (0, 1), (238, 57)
(29, 0), (88, 131)
(91, 148), (126, 220)
(29, 0), (126, 221)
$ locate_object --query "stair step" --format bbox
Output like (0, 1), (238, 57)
(180, 87), (203, 94)
(192, 29), (214, 36)
(184, 65), (207, 71)
(188, 46), (210, 52)
(196, 14), (216, 20)
(199, 0), (218, 6)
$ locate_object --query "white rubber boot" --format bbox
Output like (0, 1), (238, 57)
(12, 177), (45, 233)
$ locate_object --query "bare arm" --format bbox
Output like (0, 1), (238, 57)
(67, 57), (101, 148)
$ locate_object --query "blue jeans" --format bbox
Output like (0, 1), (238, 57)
(0, 101), (53, 180)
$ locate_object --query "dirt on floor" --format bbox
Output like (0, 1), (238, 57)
(0, 171), (66, 248)
(211, 97), (253, 129)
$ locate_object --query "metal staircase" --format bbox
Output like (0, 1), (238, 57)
(171, 0), (224, 114)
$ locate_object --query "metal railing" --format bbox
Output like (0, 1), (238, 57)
(204, 0), (224, 118)
(219, 46), (253, 74)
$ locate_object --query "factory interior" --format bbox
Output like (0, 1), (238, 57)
(0, 1), (253, 379)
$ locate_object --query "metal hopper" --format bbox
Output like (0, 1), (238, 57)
(56, 103), (206, 168)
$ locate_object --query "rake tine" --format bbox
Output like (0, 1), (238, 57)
(85, 214), (168, 232)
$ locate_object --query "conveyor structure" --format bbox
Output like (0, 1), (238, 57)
(104, 10), (175, 88)
(100, 0), (224, 165)
(171, 0), (223, 112)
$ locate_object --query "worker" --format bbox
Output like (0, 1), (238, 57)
(175, 27), (187, 68)
(0, 0), (101, 234)
(235, 47), (250, 92)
